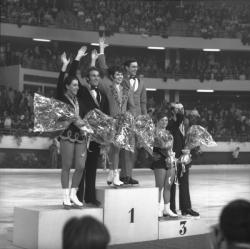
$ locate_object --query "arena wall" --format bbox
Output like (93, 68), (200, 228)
(0, 136), (249, 168)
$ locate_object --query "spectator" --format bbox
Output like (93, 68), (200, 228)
(210, 199), (250, 249)
(232, 146), (240, 163)
(4, 113), (12, 129)
(63, 216), (110, 249)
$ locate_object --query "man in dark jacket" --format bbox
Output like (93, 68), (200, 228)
(68, 47), (109, 206)
(167, 103), (199, 217)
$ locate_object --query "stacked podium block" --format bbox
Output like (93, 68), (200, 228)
(13, 205), (103, 249)
(13, 187), (209, 249)
(96, 187), (159, 244)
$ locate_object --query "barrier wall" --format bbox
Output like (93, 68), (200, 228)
(0, 136), (249, 168)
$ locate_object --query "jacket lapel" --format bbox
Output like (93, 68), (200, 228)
(85, 83), (100, 108)
(110, 84), (121, 107)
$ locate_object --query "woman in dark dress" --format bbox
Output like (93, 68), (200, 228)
(56, 50), (88, 208)
(151, 112), (177, 218)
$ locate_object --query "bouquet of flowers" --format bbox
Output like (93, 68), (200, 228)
(185, 125), (217, 150)
(33, 94), (93, 136)
(134, 115), (155, 155)
(154, 129), (174, 150)
(85, 108), (116, 145)
(113, 112), (135, 152)
(33, 93), (76, 133)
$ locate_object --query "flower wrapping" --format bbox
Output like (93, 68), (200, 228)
(185, 125), (217, 150)
(179, 149), (192, 166)
(154, 129), (174, 150)
(33, 93), (76, 133)
(134, 115), (155, 155)
(113, 112), (135, 152)
(33, 94), (93, 136)
(85, 108), (116, 145)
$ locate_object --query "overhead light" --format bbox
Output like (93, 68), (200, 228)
(33, 38), (51, 42)
(146, 88), (157, 91)
(91, 43), (99, 46)
(197, 89), (214, 93)
(147, 46), (165, 50)
(203, 48), (220, 52)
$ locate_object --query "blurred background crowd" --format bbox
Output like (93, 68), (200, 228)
(1, 84), (250, 142)
(1, 0), (250, 142)
(1, 42), (250, 80)
(1, 0), (250, 41)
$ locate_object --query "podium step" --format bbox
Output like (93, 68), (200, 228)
(159, 216), (209, 239)
(96, 186), (159, 245)
(13, 205), (103, 249)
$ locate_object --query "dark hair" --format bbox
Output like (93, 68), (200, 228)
(63, 76), (79, 92)
(156, 111), (168, 122)
(63, 216), (110, 249)
(124, 59), (137, 68)
(220, 199), (250, 243)
(108, 66), (123, 79)
(86, 67), (100, 78)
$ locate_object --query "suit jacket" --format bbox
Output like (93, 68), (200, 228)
(67, 59), (109, 117)
(98, 54), (135, 117)
(122, 74), (147, 116)
(166, 113), (185, 158)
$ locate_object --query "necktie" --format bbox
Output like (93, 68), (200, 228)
(91, 87), (101, 104)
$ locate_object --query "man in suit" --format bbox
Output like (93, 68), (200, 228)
(119, 58), (147, 184)
(68, 47), (109, 206)
(167, 103), (199, 217)
(97, 42), (136, 185)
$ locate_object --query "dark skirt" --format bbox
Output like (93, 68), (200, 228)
(150, 147), (171, 170)
(59, 123), (85, 143)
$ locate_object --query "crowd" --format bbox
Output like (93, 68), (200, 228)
(167, 51), (250, 81)
(1, 0), (250, 39)
(1, 84), (250, 142)
(0, 86), (34, 132)
(148, 99), (250, 142)
(1, 41), (250, 80)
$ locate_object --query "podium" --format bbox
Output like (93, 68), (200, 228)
(158, 217), (209, 239)
(12, 187), (209, 249)
(13, 205), (103, 249)
(96, 187), (158, 244)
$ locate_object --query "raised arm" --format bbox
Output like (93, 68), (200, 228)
(68, 46), (88, 77)
(56, 52), (70, 99)
(97, 37), (109, 76)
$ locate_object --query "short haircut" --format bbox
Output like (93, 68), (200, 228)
(63, 76), (79, 92)
(107, 66), (123, 79)
(124, 59), (138, 68)
(220, 199), (250, 243)
(86, 67), (100, 78)
(63, 216), (110, 249)
(156, 111), (168, 122)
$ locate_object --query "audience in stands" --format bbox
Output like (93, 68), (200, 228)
(0, 84), (250, 141)
(1, 0), (250, 41)
(1, 42), (250, 80)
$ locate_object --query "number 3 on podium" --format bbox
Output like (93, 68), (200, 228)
(179, 221), (187, 235)
(129, 208), (135, 223)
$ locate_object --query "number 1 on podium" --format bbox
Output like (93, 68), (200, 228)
(129, 208), (135, 223)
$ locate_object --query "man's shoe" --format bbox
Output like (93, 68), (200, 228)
(127, 177), (139, 185)
(86, 200), (101, 207)
(120, 176), (129, 184)
(182, 209), (200, 217)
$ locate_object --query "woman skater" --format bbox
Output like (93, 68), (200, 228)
(151, 112), (178, 218)
(56, 49), (88, 208)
